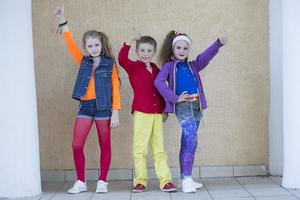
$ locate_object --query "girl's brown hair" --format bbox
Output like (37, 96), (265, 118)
(159, 30), (189, 64)
(82, 30), (115, 60)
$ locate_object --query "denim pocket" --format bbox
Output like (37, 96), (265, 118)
(175, 102), (193, 122)
(191, 101), (202, 121)
(191, 101), (200, 111)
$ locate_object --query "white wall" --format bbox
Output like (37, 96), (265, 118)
(269, 0), (283, 176)
(282, 0), (300, 189)
(0, 0), (41, 198)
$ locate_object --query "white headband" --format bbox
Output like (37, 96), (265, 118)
(172, 35), (191, 47)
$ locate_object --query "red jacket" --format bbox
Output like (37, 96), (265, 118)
(118, 43), (165, 114)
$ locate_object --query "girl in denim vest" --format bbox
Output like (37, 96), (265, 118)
(54, 6), (121, 194)
(154, 31), (227, 193)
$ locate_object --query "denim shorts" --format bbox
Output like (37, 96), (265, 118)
(77, 99), (111, 120)
(175, 101), (202, 124)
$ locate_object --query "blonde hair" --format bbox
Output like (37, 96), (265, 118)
(82, 30), (115, 60)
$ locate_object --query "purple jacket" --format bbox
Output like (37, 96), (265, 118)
(154, 39), (223, 113)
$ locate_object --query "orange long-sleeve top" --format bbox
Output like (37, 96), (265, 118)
(63, 31), (121, 110)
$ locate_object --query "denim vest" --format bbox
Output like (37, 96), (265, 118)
(72, 56), (114, 110)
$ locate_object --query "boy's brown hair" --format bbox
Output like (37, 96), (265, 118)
(136, 36), (157, 51)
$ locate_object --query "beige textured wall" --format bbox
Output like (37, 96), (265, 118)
(32, 0), (269, 170)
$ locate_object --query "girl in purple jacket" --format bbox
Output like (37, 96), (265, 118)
(154, 31), (227, 193)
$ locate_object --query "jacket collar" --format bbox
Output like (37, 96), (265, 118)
(171, 57), (188, 63)
(83, 55), (110, 67)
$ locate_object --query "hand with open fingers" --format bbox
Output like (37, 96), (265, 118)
(126, 28), (141, 45)
(177, 91), (190, 102)
(129, 28), (141, 42)
(110, 110), (119, 129)
(54, 6), (66, 23)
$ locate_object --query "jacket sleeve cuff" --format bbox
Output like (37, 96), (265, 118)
(123, 42), (131, 49)
(170, 95), (179, 104)
(216, 38), (224, 47)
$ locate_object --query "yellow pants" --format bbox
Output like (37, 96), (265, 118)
(133, 111), (172, 189)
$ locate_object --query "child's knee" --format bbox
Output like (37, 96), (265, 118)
(153, 151), (168, 161)
(72, 142), (83, 151)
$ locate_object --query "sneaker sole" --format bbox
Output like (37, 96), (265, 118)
(161, 188), (178, 192)
(67, 189), (87, 194)
(195, 185), (203, 190)
(182, 189), (196, 193)
(96, 191), (108, 193)
(179, 184), (203, 190)
(132, 189), (146, 193)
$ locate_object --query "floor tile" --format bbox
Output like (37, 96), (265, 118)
(237, 177), (290, 196)
(203, 177), (251, 199)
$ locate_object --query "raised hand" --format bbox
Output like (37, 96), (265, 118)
(126, 28), (141, 45)
(54, 6), (66, 23)
(54, 6), (69, 33)
(219, 36), (228, 45)
(131, 28), (142, 41)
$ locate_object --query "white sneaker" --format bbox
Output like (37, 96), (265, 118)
(181, 178), (196, 193)
(67, 180), (87, 194)
(179, 179), (203, 190)
(192, 180), (203, 190)
(96, 180), (109, 193)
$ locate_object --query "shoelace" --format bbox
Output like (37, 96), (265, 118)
(98, 185), (105, 189)
(71, 182), (84, 190)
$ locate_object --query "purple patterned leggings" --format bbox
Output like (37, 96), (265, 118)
(175, 101), (202, 179)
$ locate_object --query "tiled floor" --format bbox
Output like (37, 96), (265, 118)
(6, 176), (300, 200)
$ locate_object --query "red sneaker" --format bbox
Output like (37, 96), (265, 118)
(132, 184), (146, 193)
(161, 182), (178, 192)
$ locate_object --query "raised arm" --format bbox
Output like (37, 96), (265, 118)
(191, 38), (226, 72)
(54, 6), (83, 65)
(118, 30), (141, 74)
(118, 44), (136, 74)
(63, 32), (83, 65)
